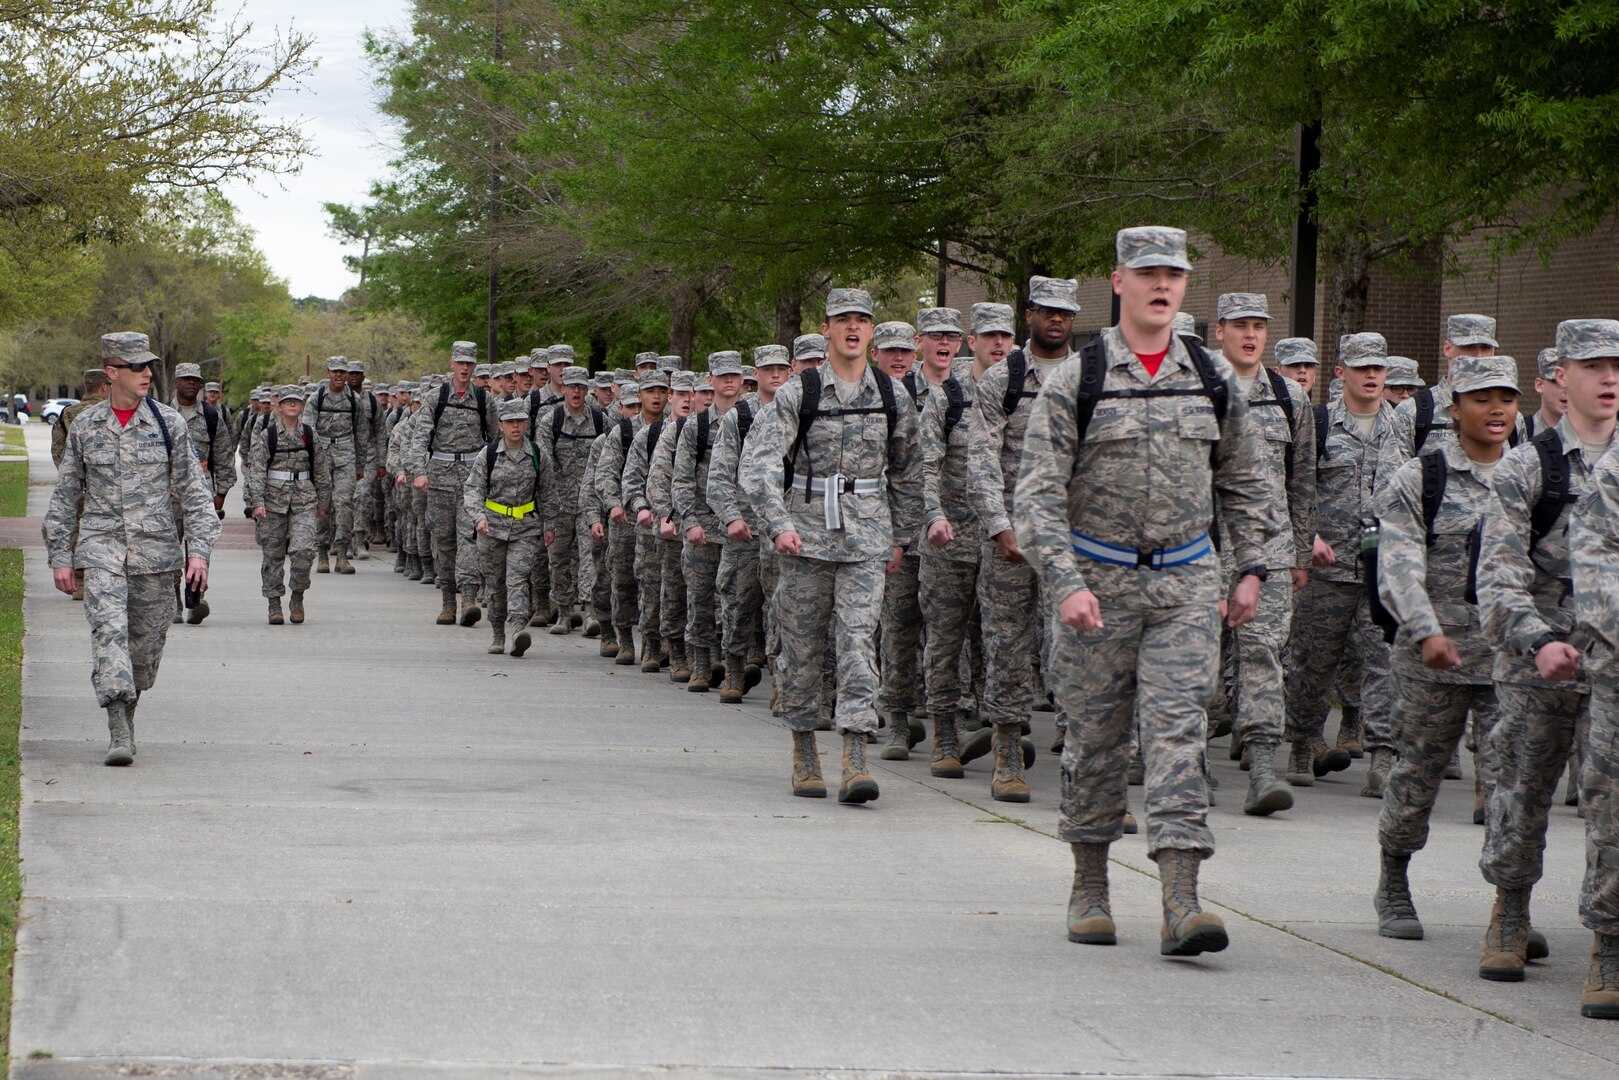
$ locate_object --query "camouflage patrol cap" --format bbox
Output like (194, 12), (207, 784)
(634, 351), (660, 368)
(1451, 355), (1520, 395)
(1537, 348), (1560, 379)
(203, 380), (220, 392)
(1216, 293), (1269, 321)
(613, 370), (635, 385)
(561, 366), (589, 387)
(1172, 312), (1201, 343)
(1338, 332), (1388, 368)
(1384, 357), (1424, 388)
(618, 383), (640, 404)
(698, 373), (714, 390)
(742, 365), (757, 380)
(873, 322), (917, 351)
(657, 355), (681, 373)
(173, 363), (203, 381)
(495, 398), (530, 423)
(970, 303), (1015, 335)
(473, 364), (492, 379)
(1557, 319), (1619, 361)
(326, 356), (347, 372)
(548, 344), (574, 365)
(257, 381), (273, 390)
(368, 381), (384, 392)
(449, 342), (476, 363)
(1446, 314), (1497, 348)
(249, 388), (264, 402)
(1027, 276), (1080, 313)
(754, 344), (790, 368)
(529, 353), (548, 370)
(1274, 337), (1318, 365)
(342, 359), (362, 374)
(639, 370), (670, 390)
(708, 350), (744, 376)
(100, 332), (159, 365)
(671, 371), (699, 392)
(591, 372), (614, 389)
(917, 307), (964, 335)
(1116, 226), (1191, 271)
(279, 385), (307, 402)
(793, 334), (828, 361)
(84, 368), (108, 387)
(825, 287), (874, 317)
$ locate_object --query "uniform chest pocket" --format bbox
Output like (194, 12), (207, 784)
(1175, 402), (1220, 442)
(1084, 405), (1146, 445)
(127, 439), (172, 469)
(1256, 407), (1293, 445)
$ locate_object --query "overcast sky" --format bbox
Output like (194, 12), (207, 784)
(218, 1), (411, 300)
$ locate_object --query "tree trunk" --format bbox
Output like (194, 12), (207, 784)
(668, 278), (707, 364)
(1328, 235), (1372, 345)
(589, 332), (608, 373)
(936, 240), (949, 309)
(485, 0), (504, 365)
(774, 289), (801, 346)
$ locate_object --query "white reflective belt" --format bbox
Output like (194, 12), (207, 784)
(783, 472), (883, 532)
(267, 469), (310, 482)
(431, 451), (477, 463)
(1069, 529), (1212, 570)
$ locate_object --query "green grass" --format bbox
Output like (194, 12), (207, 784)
(0, 426), (21, 451)
(0, 548), (23, 1067)
(0, 462), (24, 517)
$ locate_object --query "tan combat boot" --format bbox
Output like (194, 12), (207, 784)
(459, 593), (481, 627)
(879, 712), (910, 761)
(436, 586), (457, 625)
(583, 617), (601, 638)
(488, 625), (505, 655)
(641, 633), (663, 674)
(791, 731), (826, 799)
(930, 715), (964, 779)
(990, 723), (1031, 803)
(613, 626), (637, 665)
(1374, 848), (1424, 939)
(104, 702), (134, 767)
(686, 646), (711, 692)
(1479, 885), (1531, 981)
(289, 592), (305, 624)
(549, 606), (574, 636)
(510, 625), (532, 658)
(668, 638), (691, 683)
(838, 730), (879, 804)
(335, 552), (354, 575)
(599, 633), (619, 658)
(1242, 740), (1294, 817)
(1067, 843), (1116, 945)
(719, 654), (745, 704)
(1362, 747), (1393, 798)
(1336, 704), (1364, 758)
(1157, 849), (1227, 956)
(267, 597), (284, 625)
(316, 549), (331, 574)
(1580, 933), (1619, 1019)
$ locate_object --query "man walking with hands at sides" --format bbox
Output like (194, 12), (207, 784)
(1013, 228), (1271, 958)
(45, 332), (221, 766)
(742, 288), (923, 804)
(249, 385), (331, 625)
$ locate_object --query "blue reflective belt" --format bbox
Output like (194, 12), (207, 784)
(1069, 530), (1211, 570)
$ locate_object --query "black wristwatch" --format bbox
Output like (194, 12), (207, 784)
(1527, 631), (1559, 659)
(1240, 565), (1269, 582)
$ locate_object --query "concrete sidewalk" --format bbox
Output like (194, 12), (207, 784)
(9, 421), (1618, 1078)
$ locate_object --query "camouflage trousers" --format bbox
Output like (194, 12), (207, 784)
(1210, 574), (1292, 744)
(316, 443), (358, 553)
(410, 485), (430, 560)
(718, 539), (761, 658)
(548, 510), (580, 613)
(634, 532), (663, 637)
(1050, 598), (1220, 857)
(920, 551), (980, 728)
(84, 569), (176, 708)
(1582, 675), (1619, 935)
(758, 539), (780, 661)
(478, 531), (541, 631)
(349, 467), (372, 544)
(427, 471), (479, 591)
(382, 476), (398, 544)
(527, 528), (551, 614)
(584, 521), (611, 622)
(1379, 674), (1500, 857)
(658, 537), (685, 642)
(877, 551), (922, 717)
(259, 504), (317, 598)
(977, 541), (1040, 727)
(1480, 682), (1587, 889)
(775, 554), (884, 734)
(682, 539), (722, 649)
(1285, 578), (1394, 752)
(607, 523), (638, 630)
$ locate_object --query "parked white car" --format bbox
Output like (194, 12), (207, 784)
(41, 398), (80, 425)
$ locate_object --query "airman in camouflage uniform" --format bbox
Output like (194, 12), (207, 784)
(541, 365), (601, 634)
(1379, 314), (1525, 479)
(968, 275), (1081, 801)
(44, 331), (220, 766)
(51, 368), (109, 601)
(1273, 336), (1320, 398)
(1285, 333), (1397, 794)
(741, 288), (923, 803)
(646, 370), (695, 678)
(248, 385), (331, 625)
(467, 397), (561, 656)
(1383, 357), (1424, 407)
(169, 361), (236, 624)
(916, 302), (1007, 776)
(675, 352), (745, 695)
(1478, 320), (1619, 997)
(1568, 400), (1619, 1021)
(596, 373), (660, 662)
(1372, 355), (1518, 948)
(1206, 294), (1315, 817)
(624, 370), (678, 671)
(1013, 227), (1271, 958)
(1528, 347), (1567, 439)
(408, 343), (497, 625)
(308, 357), (370, 575)
(582, 383), (640, 652)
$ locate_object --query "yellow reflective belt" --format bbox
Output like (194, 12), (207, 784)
(485, 499), (536, 519)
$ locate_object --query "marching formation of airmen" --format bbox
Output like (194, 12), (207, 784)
(40, 226), (1619, 1020)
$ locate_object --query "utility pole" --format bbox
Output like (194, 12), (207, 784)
(1290, 121), (1321, 341)
(486, 0), (504, 366)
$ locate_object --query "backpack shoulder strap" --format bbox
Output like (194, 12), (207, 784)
(1530, 426), (1574, 549)
(696, 409), (711, 469)
(942, 375), (967, 439)
(1419, 449), (1447, 545)
(474, 386), (489, 441)
(875, 370), (899, 440)
(1073, 338), (1109, 445)
(736, 399), (754, 443)
(619, 418), (634, 453)
(1002, 349), (1028, 416)
(1413, 389), (1435, 451)
(1181, 336), (1229, 423)
(268, 423), (278, 461)
(143, 397), (172, 458)
(784, 368), (823, 489)
(1314, 403), (1330, 467)
(1265, 368), (1297, 483)
(484, 437), (501, 490)
(550, 406), (565, 452)
(203, 401), (218, 447)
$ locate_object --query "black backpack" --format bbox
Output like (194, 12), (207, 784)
(941, 376), (969, 440)
(482, 438), (542, 503)
(315, 385), (357, 436)
(1365, 450), (1456, 643)
(900, 371), (926, 412)
(735, 399), (755, 443)
(550, 405), (604, 456)
(1248, 369), (1298, 482)
(782, 367), (899, 491)
(617, 418), (635, 455)
(1001, 349), (1040, 416)
(267, 422), (314, 468)
(1073, 335), (1228, 444)
(1528, 425), (1577, 552)
(427, 383), (489, 452)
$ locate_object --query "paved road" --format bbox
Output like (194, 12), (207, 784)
(9, 422), (1618, 1077)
